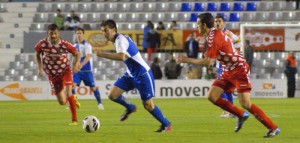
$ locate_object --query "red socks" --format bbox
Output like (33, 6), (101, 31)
(67, 96), (77, 121)
(249, 104), (277, 130)
(214, 97), (244, 117)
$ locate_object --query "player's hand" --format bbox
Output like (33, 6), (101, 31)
(176, 54), (188, 63)
(37, 68), (43, 77)
(95, 49), (103, 57)
(73, 62), (80, 73)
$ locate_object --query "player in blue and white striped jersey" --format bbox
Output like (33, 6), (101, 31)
(96, 20), (172, 132)
(73, 28), (104, 110)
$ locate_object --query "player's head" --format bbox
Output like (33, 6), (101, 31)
(197, 13), (214, 35)
(245, 40), (250, 46)
(102, 19), (117, 42)
(47, 24), (60, 44)
(75, 27), (84, 42)
(215, 15), (225, 30)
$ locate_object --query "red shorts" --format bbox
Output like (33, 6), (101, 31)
(48, 68), (73, 95)
(212, 65), (252, 93)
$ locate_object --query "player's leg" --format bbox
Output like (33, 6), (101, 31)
(138, 71), (171, 132)
(65, 84), (78, 125)
(238, 92), (280, 137)
(72, 73), (81, 108)
(109, 76), (136, 121)
(82, 72), (103, 109)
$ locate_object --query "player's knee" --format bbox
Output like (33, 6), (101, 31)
(207, 94), (217, 103)
(58, 100), (66, 105)
(142, 101), (154, 111)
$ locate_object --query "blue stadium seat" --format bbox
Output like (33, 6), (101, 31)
(246, 2), (256, 11)
(207, 3), (217, 11)
(181, 3), (192, 11)
(190, 13), (198, 22)
(220, 3), (230, 11)
(233, 3), (244, 11)
(194, 3), (205, 11)
(229, 13), (240, 22)
(217, 13), (227, 21)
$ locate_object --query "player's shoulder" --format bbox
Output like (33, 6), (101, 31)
(115, 34), (127, 42)
(61, 39), (73, 46)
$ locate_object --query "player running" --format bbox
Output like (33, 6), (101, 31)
(214, 15), (242, 118)
(96, 19), (172, 132)
(35, 24), (81, 126)
(72, 27), (104, 110)
(177, 13), (280, 138)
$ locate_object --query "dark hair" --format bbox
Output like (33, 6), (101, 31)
(172, 20), (177, 24)
(48, 24), (59, 31)
(154, 57), (159, 63)
(197, 13), (214, 28)
(75, 27), (85, 34)
(245, 40), (250, 45)
(102, 19), (117, 31)
(215, 14), (225, 22)
(57, 9), (61, 12)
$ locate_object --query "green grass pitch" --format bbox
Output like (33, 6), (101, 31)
(0, 98), (299, 143)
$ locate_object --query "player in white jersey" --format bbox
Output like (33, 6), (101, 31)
(214, 15), (241, 118)
(72, 28), (104, 110)
(96, 20), (172, 132)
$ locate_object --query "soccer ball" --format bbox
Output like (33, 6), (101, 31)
(82, 115), (100, 133)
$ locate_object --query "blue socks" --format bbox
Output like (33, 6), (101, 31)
(150, 106), (170, 126)
(113, 95), (135, 110)
(93, 89), (102, 104)
(72, 89), (76, 95)
(221, 92), (234, 104)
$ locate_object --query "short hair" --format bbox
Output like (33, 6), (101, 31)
(154, 57), (159, 63)
(215, 14), (225, 22)
(197, 13), (214, 28)
(56, 9), (61, 12)
(102, 19), (117, 31)
(245, 40), (250, 45)
(47, 24), (59, 31)
(75, 27), (85, 34)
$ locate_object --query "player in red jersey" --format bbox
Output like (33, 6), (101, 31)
(35, 24), (81, 126)
(177, 13), (280, 138)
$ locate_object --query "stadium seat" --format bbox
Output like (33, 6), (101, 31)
(121, 23), (135, 30)
(134, 23), (145, 30)
(117, 3), (130, 12)
(181, 3), (192, 11)
(143, 3), (156, 12)
(104, 3), (117, 12)
(82, 24), (92, 30)
(233, 3), (244, 11)
(207, 3), (217, 11)
(296, 12), (300, 21)
(168, 3), (181, 12)
(272, 73), (285, 79)
(29, 23), (45, 31)
(255, 12), (269, 21)
(65, 3), (78, 12)
(33, 13), (47, 23)
(91, 3), (104, 12)
(272, 1), (285, 11)
(217, 13), (227, 21)
(51, 3), (65, 12)
(78, 3), (91, 12)
(258, 2), (271, 11)
(28, 55), (35, 62)
(99, 13), (112, 21)
(37, 3), (50, 12)
(87, 13), (100, 22)
(79, 13), (87, 22)
(152, 13), (165, 22)
(286, 1), (296, 10)
(282, 12), (295, 21)
(246, 2), (256, 11)
(225, 22), (238, 30)
(164, 13), (178, 22)
(113, 13), (126, 22)
(130, 3), (143, 12)
(190, 13), (198, 22)
(242, 12), (255, 21)
(229, 13), (240, 22)
(177, 13), (190, 22)
(47, 13), (55, 22)
(15, 54), (26, 62)
(250, 73), (257, 79)
(155, 2), (168, 12)
(220, 3), (230, 11)
(258, 73), (270, 79)
(139, 13), (152, 22)
(194, 3), (205, 11)
(269, 12), (282, 21)
(126, 13), (139, 22)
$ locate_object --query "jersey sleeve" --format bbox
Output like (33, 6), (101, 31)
(115, 35), (129, 54)
(34, 40), (43, 53)
(65, 41), (77, 55)
(85, 43), (93, 55)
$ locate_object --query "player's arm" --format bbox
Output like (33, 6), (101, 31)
(177, 55), (212, 67)
(80, 44), (93, 68)
(96, 50), (126, 61)
(35, 51), (43, 77)
(72, 51), (81, 73)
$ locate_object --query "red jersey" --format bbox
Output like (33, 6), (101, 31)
(204, 28), (246, 71)
(34, 38), (77, 76)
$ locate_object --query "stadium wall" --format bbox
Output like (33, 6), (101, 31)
(0, 79), (287, 101)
